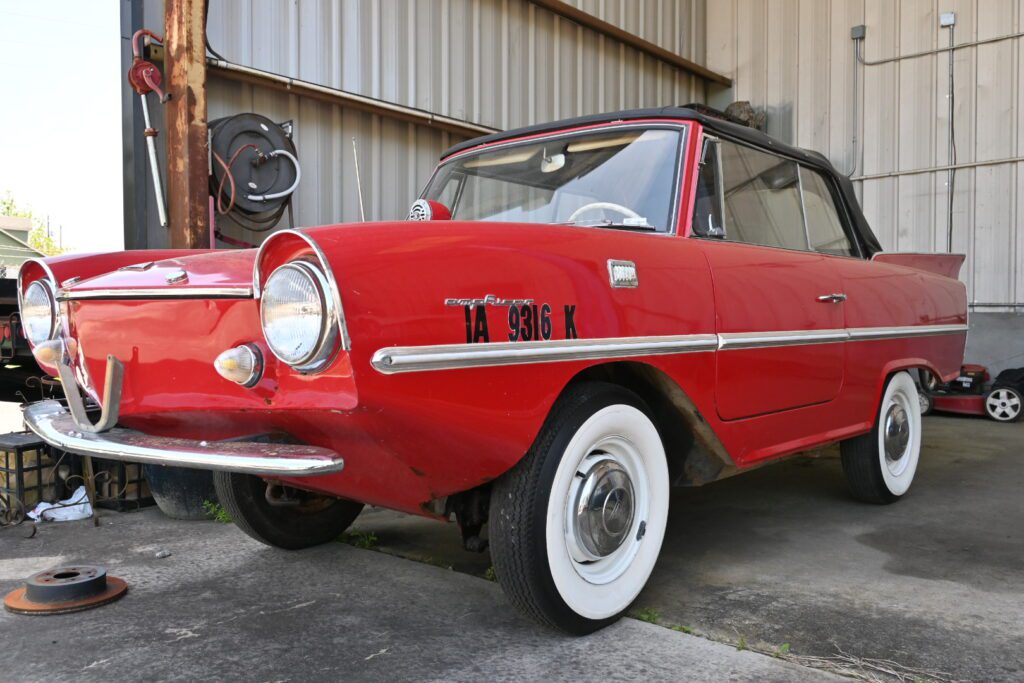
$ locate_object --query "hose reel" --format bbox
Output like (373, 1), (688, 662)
(209, 113), (300, 242)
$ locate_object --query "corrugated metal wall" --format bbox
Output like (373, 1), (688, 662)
(705, 0), (1024, 310)
(137, 0), (706, 245)
(565, 0), (706, 60)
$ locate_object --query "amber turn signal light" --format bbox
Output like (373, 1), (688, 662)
(31, 339), (63, 365)
(214, 344), (263, 387)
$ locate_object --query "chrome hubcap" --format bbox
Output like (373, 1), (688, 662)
(571, 458), (635, 560)
(884, 403), (910, 463)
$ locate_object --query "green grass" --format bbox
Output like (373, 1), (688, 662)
(483, 566), (497, 582)
(736, 636), (747, 651)
(774, 643), (791, 658)
(338, 529), (379, 550)
(671, 624), (694, 634)
(633, 607), (659, 624)
(203, 500), (231, 523)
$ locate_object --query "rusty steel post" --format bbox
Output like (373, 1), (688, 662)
(164, 0), (209, 249)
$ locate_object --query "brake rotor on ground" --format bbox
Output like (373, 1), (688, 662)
(3, 565), (128, 615)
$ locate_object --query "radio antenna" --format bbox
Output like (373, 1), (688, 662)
(351, 136), (367, 222)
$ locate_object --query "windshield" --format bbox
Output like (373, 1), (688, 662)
(422, 127), (685, 232)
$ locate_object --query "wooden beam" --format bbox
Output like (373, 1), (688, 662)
(529, 0), (732, 87)
(164, 0), (209, 249)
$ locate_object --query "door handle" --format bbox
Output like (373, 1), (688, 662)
(817, 293), (848, 303)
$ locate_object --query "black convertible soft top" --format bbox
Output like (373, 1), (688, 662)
(441, 106), (883, 256)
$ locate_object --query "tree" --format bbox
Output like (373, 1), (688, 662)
(0, 192), (64, 256)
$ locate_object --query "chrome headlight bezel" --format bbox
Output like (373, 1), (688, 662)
(21, 278), (59, 346)
(259, 260), (341, 374)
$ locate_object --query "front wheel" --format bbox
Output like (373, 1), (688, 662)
(840, 371), (922, 504)
(489, 382), (670, 634)
(213, 471), (363, 550)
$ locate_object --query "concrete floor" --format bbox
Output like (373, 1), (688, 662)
(350, 414), (1024, 682)
(0, 510), (836, 682)
(1, 414), (1020, 681)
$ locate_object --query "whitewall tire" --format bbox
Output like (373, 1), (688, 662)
(489, 382), (669, 634)
(841, 371), (922, 504)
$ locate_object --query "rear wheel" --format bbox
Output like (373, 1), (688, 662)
(213, 471), (363, 549)
(841, 371), (922, 504)
(985, 387), (1023, 422)
(918, 390), (934, 417)
(489, 382), (670, 634)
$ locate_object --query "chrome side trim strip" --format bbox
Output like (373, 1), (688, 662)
(58, 286), (254, 301)
(24, 400), (345, 477)
(847, 323), (968, 341)
(372, 334), (720, 374)
(371, 324), (968, 374)
(717, 328), (849, 350)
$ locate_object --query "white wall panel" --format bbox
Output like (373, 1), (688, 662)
(706, 0), (1024, 308)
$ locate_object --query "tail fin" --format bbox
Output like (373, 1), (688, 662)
(871, 253), (965, 279)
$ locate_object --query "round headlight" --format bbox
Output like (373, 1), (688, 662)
(260, 261), (339, 372)
(22, 280), (57, 345)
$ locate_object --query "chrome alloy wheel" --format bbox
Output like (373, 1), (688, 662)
(986, 388), (1022, 422)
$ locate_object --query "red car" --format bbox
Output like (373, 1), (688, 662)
(19, 108), (967, 634)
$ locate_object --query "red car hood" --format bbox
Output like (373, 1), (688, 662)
(63, 249), (256, 296)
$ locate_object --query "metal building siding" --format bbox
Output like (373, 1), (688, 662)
(202, 0), (705, 130)
(136, 0), (706, 243)
(565, 0), (706, 62)
(705, 0), (1024, 308)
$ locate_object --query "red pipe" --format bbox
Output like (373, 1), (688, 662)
(132, 29), (163, 58)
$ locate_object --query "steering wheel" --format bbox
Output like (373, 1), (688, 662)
(567, 201), (642, 223)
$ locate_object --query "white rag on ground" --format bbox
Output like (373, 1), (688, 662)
(27, 486), (92, 522)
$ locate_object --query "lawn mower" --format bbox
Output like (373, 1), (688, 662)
(920, 365), (1024, 422)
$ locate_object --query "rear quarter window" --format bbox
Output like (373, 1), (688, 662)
(800, 167), (856, 257)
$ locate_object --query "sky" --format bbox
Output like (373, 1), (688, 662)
(0, 1), (124, 252)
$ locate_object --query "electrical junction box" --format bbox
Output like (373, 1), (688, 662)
(940, 12), (956, 27)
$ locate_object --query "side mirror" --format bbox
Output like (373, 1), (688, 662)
(407, 199), (452, 221)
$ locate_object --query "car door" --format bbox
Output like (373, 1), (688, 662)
(692, 137), (846, 420)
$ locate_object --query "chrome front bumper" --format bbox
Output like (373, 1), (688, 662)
(24, 400), (345, 477)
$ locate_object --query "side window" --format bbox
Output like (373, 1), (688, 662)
(800, 167), (856, 257)
(718, 141), (807, 251)
(692, 138), (725, 237)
